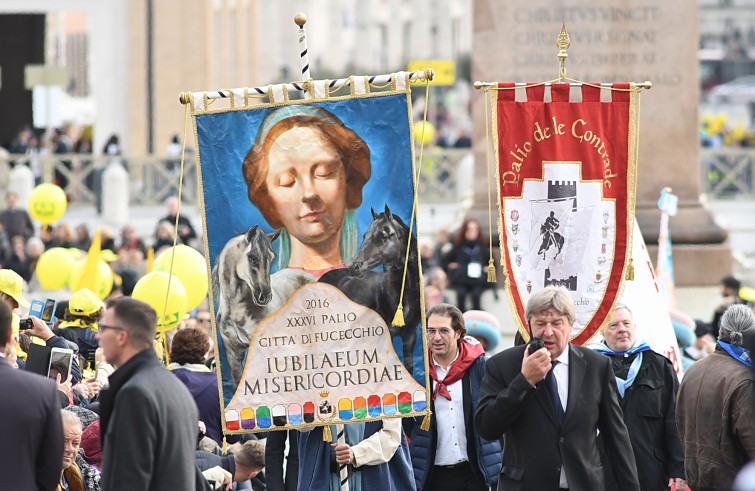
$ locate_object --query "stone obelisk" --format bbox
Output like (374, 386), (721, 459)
(471, 0), (730, 286)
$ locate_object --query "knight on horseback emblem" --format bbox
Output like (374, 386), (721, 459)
(537, 211), (565, 259)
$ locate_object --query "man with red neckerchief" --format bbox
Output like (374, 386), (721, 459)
(406, 303), (501, 491)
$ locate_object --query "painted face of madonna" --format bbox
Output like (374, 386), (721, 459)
(265, 126), (347, 248)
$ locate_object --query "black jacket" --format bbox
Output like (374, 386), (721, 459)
(265, 430), (298, 491)
(0, 357), (63, 491)
(99, 350), (199, 491)
(601, 350), (684, 490)
(476, 344), (640, 491)
(443, 239), (488, 287)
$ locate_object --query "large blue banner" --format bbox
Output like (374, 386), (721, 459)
(193, 86), (429, 434)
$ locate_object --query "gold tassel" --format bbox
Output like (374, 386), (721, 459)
(222, 436), (228, 455)
(322, 425), (332, 442)
(625, 258), (634, 280)
(487, 259), (496, 283)
(420, 414), (431, 431)
(392, 304), (405, 327)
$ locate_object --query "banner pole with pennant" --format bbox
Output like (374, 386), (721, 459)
(179, 13), (437, 491)
(474, 23), (652, 344)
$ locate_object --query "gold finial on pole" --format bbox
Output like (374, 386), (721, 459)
(556, 22), (570, 81)
(294, 13), (307, 27)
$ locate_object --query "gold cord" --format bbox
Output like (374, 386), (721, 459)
(625, 84), (642, 280)
(392, 78), (431, 327)
(160, 100), (190, 344)
(484, 87), (496, 283)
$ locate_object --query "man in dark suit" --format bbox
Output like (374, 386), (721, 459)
(97, 296), (200, 491)
(0, 301), (64, 490)
(475, 286), (640, 490)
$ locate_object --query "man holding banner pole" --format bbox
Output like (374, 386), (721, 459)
(475, 286), (639, 490)
(591, 303), (686, 491)
(297, 417), (415, 490)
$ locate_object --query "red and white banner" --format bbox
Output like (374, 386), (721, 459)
(494, 82), (639, 344)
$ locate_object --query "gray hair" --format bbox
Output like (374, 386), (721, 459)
(61, 409), (82, 432)
(525, 286), (576, 325)
(719, 304), (755, 346)
(613, 302), (633, 317)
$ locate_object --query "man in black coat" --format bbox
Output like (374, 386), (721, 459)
(0, 301), (64, 490)
(475, 286), (640, 491)
(97, 296), (200, 491)
(592, 303), (686, 490)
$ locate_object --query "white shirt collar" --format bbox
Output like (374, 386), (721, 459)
(433, 350), (460, 370)
(555, 344), (570, 366)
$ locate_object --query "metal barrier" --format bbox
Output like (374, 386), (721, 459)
(0, 154), (198, 206)
(6, 148), (755, 204)
(701, 147), (755, 199)
(0, 148), (472, 206)
(416, 148), (472, 202)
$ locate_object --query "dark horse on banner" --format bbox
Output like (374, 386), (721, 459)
(537, 211), (564, 260)
(320, 205), (422, 375)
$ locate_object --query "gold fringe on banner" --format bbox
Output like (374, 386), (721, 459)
(222, 436), (228, 455)
(323, 425), (332, 442)
(420, 414), (431, 431)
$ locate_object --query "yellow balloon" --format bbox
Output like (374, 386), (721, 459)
(36, 248), (76, 290)
(68, 259), (114, 300)
(28, 183), (67, 225)
(740, 286), (755, 303)
(132, 272), (188, 333)
(413, 120), (436, 146)
(153, 245), (208, 311)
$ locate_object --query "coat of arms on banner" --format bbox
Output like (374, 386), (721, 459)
(190, 77), (430, 433)
(494, 82), (639, 344)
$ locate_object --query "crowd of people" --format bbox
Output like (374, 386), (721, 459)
(3, 269), (755, 490)
(0, 178), (754, 490)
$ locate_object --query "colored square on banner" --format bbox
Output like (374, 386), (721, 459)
(288, 403), (303, 425)
(413, 390), (427, 412)
(303, 401), (315, 424)
(338, 398), (354, 420)
(398, 392), (412, 414)
(272, 405), (287, 427)
(225, 409), (240, 431)
(240, 408), (255, 430)
(191, 78), (432, 435)
(383, 393), (397, 416)
(353, 397), (367, 419)
(368, 395), (382, 418)
(256, 406), (271, 429)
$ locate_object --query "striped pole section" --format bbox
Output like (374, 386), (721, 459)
(336, 424), (350, 490)
(178, 70), (435, 105)
(294, 13), (311, 81)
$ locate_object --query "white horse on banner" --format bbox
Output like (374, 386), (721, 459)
(213, 226), (314, 387)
